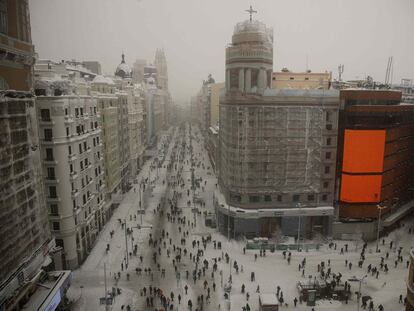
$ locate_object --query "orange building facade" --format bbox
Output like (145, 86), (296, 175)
(337, 90), (414, 220)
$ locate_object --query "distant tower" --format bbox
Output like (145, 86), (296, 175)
(225, 6), (273, 95)
(154, 49), (168, 90)
(115, 53), (132, 79)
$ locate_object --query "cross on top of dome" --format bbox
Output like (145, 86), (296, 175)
(245, 5), (257, 22)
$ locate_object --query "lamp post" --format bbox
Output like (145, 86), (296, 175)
(376, 204), (386, 253)
(348, 275), (367, 311)
(296, 202), (302, 251)
(124, 219), (129, 267)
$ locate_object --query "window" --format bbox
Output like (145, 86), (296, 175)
(40, 109), (51, 121)
(323, 181), (329, 188)
(45, 148), (54, 161)
(73, 200), (76, 209)
(326, 124), (332, 130)
(44, 128), (53, 141)
(80, 108), (83, 116)
(277, 195), (282, 202)
(94, 121), (98, 128)
(47, 167), (55, 180)
(66, 127), (70, 136)
(325, 152), (331, 159)
(52, 222), (60, 231)
(307, 194), (315, 201)
(249, 195), (260, 203)
(55, 239), (64, 248)
(264, 195), (272, 202)
(96, 137), (100, 145)
(75, 108), (79, 117)
(290, 77), (294, 80)
(18, 0), (29, 41)
(95, 168), (98, 177)
(83, 141), (87, 150)
(79, 143), (82, 154)
(65, 108), (68, 115)
(80, 161), (84, 170)
(83, 194), (86, 205)
(326, 111), (332, 122)
(85, 158), (89, 166)
(50, 204), (59, 216)
(322, 194), (328, 201)
(327, 137), (332, 146)
(70, 164), (73, 173)
(0, 0), (8, 34)
(324, 166), (330, 174)
(305, 77), (309, 81)
(292, 194), (300, 202)
(68, 145), (72, 155)
(49, 186), (57, 198)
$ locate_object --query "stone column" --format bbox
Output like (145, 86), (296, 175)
(257, 69), (266, 94)
(238, 68), (245, 91)
(245, 68), (251, 92)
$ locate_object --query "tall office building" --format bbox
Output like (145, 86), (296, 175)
(215, 11), (339, 238)
(154, 48), (168, 91)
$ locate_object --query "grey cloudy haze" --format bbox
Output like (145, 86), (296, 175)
(29, 0), (414, 103)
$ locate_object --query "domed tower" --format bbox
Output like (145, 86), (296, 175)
(115, 53), (132, 79)
(225, 7), (273, 95)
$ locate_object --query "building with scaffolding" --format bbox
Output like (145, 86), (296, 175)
(215, 14), (339, 239)
(0, 1), (71, 309)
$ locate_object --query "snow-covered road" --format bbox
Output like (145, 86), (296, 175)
(67, 123), (412, 311)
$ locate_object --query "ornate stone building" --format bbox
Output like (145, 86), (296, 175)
(216, 11), (339, 239)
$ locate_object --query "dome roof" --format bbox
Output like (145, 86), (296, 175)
(115, 53), (132, 79)
(232, 20), (273, 45)
(92, 75), (115, 85)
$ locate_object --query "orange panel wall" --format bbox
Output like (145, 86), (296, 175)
(343, 130), (386, 173)
(340, 174), (382, 203)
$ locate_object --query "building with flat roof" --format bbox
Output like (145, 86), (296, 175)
(272, 70), (331, 90)
(335, 89), (414, 239)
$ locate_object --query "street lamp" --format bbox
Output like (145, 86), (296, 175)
(296, 202), (302, 251)
(376, 204), (386, 253)
(348, 275), (367, 311)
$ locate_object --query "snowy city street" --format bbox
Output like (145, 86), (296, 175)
(67, 123), (412, 311)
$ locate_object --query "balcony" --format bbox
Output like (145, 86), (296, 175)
(68, 153), (77, 161)
(42, 137), (54, 145)
(43, 157), (58, 165)
(71, 189), (79, 197)
(69, 171), (78, 180)
(45, 176), (59, 184)
(46, 196), (60, 203)
(39, 118), (55, 126)
(64, 116), (74, 124)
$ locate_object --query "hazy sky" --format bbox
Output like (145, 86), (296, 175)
(29, 0), (414, 103)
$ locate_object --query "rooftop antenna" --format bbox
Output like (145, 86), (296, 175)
(245, 5), (257, 22)
(385, 56), (393, 86)
(338, 64), (344, 82)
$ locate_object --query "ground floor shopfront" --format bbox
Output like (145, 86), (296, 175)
(214, 190), (333, 239)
